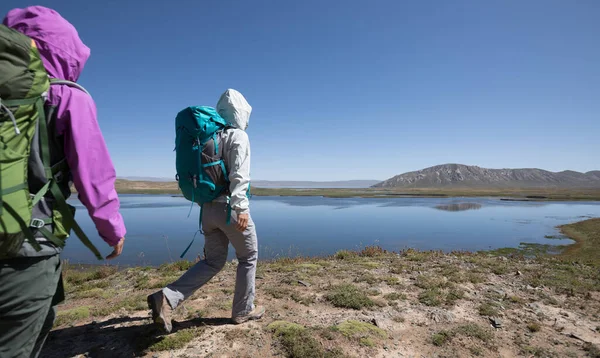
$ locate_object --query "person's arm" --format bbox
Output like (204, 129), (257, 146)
(226, 130), (251, 230)
(57, 89), (126, 257)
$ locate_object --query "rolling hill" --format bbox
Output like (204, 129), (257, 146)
(373, 164), (600, 189)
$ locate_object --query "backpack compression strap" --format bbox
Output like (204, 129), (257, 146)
(31, 80), (104, 260)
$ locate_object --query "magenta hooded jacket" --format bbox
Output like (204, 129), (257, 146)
(3, 6), (126, 248)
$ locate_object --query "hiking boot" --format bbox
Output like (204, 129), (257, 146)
(232, 306), (265, 324)
(147, 291), (173, 333)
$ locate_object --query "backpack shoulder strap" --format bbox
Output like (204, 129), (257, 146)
(49, 78), (91, 96)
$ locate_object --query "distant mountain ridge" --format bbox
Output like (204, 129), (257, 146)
(373, 164), (600, 189)
(119, 177), (380, 189)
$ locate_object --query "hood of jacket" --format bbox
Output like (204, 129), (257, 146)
(216, 89), (252, 131)
(3, 5), (90, 81)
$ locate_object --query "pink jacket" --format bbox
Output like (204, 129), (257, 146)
(3, 6), (126, 246)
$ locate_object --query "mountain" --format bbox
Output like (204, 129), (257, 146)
(249, 180), (381, 189)
(373, 164), (600, 189)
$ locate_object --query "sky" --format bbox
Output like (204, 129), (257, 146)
(2, 0), (599, 181)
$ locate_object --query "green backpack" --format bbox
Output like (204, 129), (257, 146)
(0, 24), (102, 260)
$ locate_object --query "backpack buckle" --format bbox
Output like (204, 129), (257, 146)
(30, 218), (45, 229)
(54, 172), (64, 183)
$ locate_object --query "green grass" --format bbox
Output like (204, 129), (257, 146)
(332, 320), (387, 347)
(265, 286), (292, 299)
(63, 265), (118, 285)
(432, 330), (453, 346)
(148, 327), (203, 351)
(268, 321), (345, 358)
(454, 324), (493, 343)
(559, 218), (600, 265)
(383, 292), (406, 301)
(355, 273), (380, 285)
(418, 287), (463, 307)
(325, 284), (374, 310)
(414, 275), (450, 290)
(432, 324), (493, 347)
(478, 301), (501, 317)
(419, 288), (443, 307)
(527, 322), (541, 333)
(158, 260), (194, 272)
(54, 306), (91, 327)
(91, 293), (148, 316)
(73, 288), (112, 299)
(291, 292), (316, 306)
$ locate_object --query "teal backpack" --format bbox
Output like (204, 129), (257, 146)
(175, 106), (232, 257)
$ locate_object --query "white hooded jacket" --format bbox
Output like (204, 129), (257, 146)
(216, 89), (252, 214)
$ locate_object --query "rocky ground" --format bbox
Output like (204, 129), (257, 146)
(41, 219), (600, 358)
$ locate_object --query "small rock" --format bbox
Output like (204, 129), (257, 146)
(568, 333), (586, 342)
(516, 270), (523, 276)
(298, 280), (311, 287)
(490, 317), (503, 329)
(560, 311), (569, 317)
(500, 256), (508, 261)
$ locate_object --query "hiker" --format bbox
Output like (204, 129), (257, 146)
(0, 6), (126, 357)
(148, 89), (263, 332)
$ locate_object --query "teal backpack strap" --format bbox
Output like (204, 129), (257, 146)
(180, 203), (204, 258)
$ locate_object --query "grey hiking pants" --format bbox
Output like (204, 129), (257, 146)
(163, 201), (258, 318)
(0, 254), (64, 358)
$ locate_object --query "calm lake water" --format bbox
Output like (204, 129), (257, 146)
(62, 195), (600, 266)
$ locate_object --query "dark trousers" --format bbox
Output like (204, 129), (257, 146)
(0, 255), (64, 358)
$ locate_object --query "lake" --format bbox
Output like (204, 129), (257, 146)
(62, 195), (600, 266)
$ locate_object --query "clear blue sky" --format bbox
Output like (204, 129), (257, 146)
(3, 0), (599, 181)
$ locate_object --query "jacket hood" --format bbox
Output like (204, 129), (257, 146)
(216, 89), (252, 131)
(3, 6), (90, 81)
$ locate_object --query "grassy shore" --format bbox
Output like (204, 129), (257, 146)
(43, 218), (600, 357)
(109, 179), (600, 201)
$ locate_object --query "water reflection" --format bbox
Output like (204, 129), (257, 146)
(435, 203), (483, 212)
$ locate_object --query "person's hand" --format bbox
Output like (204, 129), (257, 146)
(106, 237), (125, 260)
(236, 213), (249, 232)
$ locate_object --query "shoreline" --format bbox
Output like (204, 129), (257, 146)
(105, 180), (600, 201)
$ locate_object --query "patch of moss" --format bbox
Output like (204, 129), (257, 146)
(265, 286), (291, 299)
(414, 275), (450, 290)
(73, 288), (112, 299)
(91, 293), (148, 316)
(325, 284), (374, 310)
(291, 292), (316, 306)
(432, 330), (453, 346)
(383, 292), (406, 302)
(478, 301), (500, 317)
(419, 288), (443, 307)
(355, 273), (380, 285)
(268, 321), (345, 358)
(54, 306), (91, 327)
(527, 322), (541, 333)
(455, 324), (493, 343)
(332, 320), (387, 348)
(148, 327), (203, 351)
